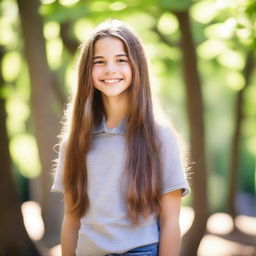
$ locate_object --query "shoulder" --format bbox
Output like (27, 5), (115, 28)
(154, 120), (187, 162)
(154, 121), (181, 147)
(155, 121), (191, 197)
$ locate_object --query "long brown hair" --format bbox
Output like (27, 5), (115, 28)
(59, 20), (162, 224)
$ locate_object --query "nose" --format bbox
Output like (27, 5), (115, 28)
(105, 61), (116, 74)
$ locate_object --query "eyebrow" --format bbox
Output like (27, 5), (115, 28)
(93, 54), (128, 59)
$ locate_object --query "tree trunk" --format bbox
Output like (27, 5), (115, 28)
(60, 21), (79, 54)
(174, 11), (208, 256)
(228, 51), (254, 218)
(17, 0), (63, 247)
(0, 47), (41, 256)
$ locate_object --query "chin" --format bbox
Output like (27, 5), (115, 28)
(102, 92), (123, 97)
(100, 88), (130, 98)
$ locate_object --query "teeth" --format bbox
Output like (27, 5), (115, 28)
(104, 79), (121, 84)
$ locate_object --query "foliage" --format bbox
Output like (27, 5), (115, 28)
(0, 0), (255, 211)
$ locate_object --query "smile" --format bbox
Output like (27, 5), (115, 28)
(102, 79), (122, 85)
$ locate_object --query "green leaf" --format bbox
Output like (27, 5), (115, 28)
(40, 2), (90, 23)
(246, 0), (256, 19)
(158, 0), (192, 11)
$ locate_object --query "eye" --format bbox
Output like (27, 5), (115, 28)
(93, 60), (104, 65)
(117, 58), (128, 63)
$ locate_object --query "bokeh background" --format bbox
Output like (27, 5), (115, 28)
(0, 0), (255, 255)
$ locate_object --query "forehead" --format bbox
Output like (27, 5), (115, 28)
(93, 36), (126, 55)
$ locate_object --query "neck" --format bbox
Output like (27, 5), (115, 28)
(101, 93), (129, 129)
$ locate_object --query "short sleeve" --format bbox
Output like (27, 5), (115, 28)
(158, 125), (190, 197)
(51, 140), (66, 193)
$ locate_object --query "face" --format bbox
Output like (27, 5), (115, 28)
(92, 37), (132, 98)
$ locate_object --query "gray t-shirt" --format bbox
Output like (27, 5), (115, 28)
(51, 117), (190, 256)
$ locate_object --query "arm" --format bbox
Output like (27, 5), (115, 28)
(158, 189), (182, 256)
(61, 193), (81, 256)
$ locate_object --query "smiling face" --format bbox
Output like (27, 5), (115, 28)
(92, 36), (132, 98)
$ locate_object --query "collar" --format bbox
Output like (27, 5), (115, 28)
(92, 115), (127, 135)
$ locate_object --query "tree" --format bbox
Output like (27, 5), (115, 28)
(0, 46), (40, 256)
(17, 0), (63, 247)
(228, 51), (254, 218)
(227, 1), (256, 218)
(174, 10), (208, 256)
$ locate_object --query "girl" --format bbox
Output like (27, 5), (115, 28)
(52, 19), (190, 256)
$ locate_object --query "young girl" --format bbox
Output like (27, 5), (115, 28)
(52, 19), (190, 256)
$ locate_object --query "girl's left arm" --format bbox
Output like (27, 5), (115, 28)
(158, 189), (182, 256)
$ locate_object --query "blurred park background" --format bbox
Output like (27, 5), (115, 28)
(0, 0), (256, 255)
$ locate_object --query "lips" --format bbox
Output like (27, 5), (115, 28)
(101, 78), (122, 85)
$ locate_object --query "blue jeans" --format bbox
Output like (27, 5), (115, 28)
(107, 243), (159, 256)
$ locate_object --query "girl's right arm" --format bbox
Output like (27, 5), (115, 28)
(61, 193), (81, 256)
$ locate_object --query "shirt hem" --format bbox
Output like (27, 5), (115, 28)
(161, 183), (190, 197)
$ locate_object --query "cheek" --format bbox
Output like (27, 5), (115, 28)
(92, 67), (100, 83)
(126, 66), (132, 83)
